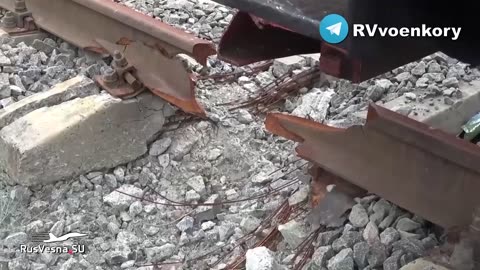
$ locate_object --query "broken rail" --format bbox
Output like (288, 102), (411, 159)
(265, 103), (480, 230)
(0, 0), (216, 116)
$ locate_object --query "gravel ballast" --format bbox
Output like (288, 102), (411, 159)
(1, 1), (479, 269)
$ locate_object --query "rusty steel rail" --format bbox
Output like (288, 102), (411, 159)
(0, 0), (216, 116)
(265, 104), (480, 229)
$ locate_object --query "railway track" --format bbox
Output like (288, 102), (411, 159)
(0, 0), (479, 269)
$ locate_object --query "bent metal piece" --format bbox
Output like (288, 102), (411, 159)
(0, 0), (216, 116)
(265, 104), (480, 229)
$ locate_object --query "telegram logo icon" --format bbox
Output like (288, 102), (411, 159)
(319, 14), (349, 44)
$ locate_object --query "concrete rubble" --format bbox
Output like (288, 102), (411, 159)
(277, 220), (308, 247)
(245, 246), (285, 270)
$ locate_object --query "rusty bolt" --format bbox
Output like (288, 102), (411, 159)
(1, 11), (17, 28)
(103, 68), (118, 83)
(124, 72), (142, 91)
(112, 50), (128, 68)
(14, 0), (27, 12)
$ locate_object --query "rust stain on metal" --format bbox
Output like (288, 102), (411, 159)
(265, 104), (480, 229)
(19, 0), (215, 116)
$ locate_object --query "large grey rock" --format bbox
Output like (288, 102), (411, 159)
(379, 211), (397, 230)
(0, 76), (10, 100)
(317, 229), (342, 246)
(144, 243), (176, 263)
(31, 39), (55, 54)
(116, 231), (140, 247)
(148, 137), (171, 156)
(0, 53), (11, 66)
(103, 185), (143, 213)
(49, 220), (65, 237)
(3, 232), (27, 247)
(410, 62), (426, 76)
(442, 77), (459, 88)
(292, 88), (335, 123)
(372, 199), (391, 217)
(394, 72), (411, 82)
(365, 85), (386, 102)
(0, 92), (170, 186)
(398, 231), (422, 240)
(363, 221), (379, 243)
(169, 126), (199, 160)
(218, 222), (235, 241)
(176, 216), (194, 232)
(383, 250), (403, 270)
(380, 227), (400, 246)
(272, 56), (306, 77)
(396, 218), (421, 232)
(10, 186), (31, 205)
(415, 77), (429, 88)
(288, 185), (309, 206)
(427, 60), (442, 73)
(375, 79), (393, 90)
(392, 239), (425, 257)
(348, 204), (369, 228)
(245, 246), (284, 270)
(367, 242), (388, 267)
(353, 242), (369, 269)
(277, 220), (307, 247)
(311, 246), (334, 268)
(241, 216), (262, 233)
(327, 248), (354, 270)
(332, 231), (363, 252)
(186, 175), (206, 196)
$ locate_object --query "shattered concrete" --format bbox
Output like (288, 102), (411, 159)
(292, 88), (335, 123)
